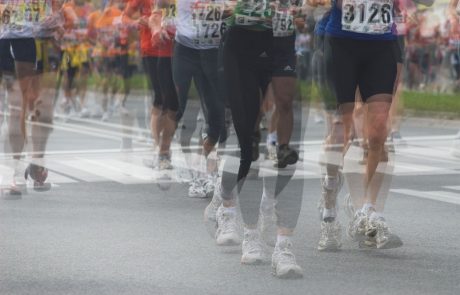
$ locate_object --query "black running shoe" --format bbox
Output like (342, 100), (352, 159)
(275, 144), (298, 168)
(25, 163), (51, 192)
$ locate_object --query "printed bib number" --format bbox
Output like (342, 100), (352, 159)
(163, 2), (176, 24)
(235, 0), (268, 26)
(272, 8), (294, 37)
(192, 2), (226, 46)
(0, 0), (48, 27)
(341, 0), (393, 34)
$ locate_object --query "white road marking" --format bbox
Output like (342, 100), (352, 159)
(391, 189), (460, 205)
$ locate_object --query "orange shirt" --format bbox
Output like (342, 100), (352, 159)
(96, 6), (124, 57)
(126, 0), (173, 57)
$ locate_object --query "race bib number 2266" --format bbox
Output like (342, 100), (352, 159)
(341, 0), (393, 34)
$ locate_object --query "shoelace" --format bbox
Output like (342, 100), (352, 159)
(220, 213), (236, 234)
(375, 220), (390, 240)
(277, 245), (296, 265)
(245, 237), (264, 254)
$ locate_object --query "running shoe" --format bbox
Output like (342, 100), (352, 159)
(347, 211), (368, 242)
(275, 144), (298, 168)
(215, 205), (241, 246)
(79, 108), (91, 118)
(158, 154), (173, 170)
(366, 217), (403, 249)
(25, 163), (51, 192)
(271, 238), (303, 279)
(1, 180), (25, 200)
(101, 112), (110, 122)
(241, 229), (267, 265)
(318, 220), (342, 251)
(188, 178), (207, 198)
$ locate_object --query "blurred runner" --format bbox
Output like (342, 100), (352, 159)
(157, 0), (228, 197)
(95, 0), (124, 121)
(214, 0), (306, 279)
(123, 0), (178, 169)
(0, 0), (77, 199)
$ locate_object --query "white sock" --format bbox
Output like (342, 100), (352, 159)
(223, 206), (237, 215)
(267, 132), (277, 145)
(323, 208), (337, 221)
(369, 211), (385, 221)
(360, 203), (375, 215)
(276, 234), (291, 246)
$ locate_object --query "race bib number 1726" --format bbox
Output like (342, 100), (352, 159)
(192, 2), (226, 46)
(341, 0), (393, 34)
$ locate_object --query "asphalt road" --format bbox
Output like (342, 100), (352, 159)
(1, 95), (459, 295)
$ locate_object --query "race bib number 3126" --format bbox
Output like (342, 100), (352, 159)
(341, 0), (393, 34)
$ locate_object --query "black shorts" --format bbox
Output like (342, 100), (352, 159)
(272, 34), (297, 77)
(394, 35), (405, 64)
(142, 56), (178, 112)
(0, 38), (37, 74)
(325, 36), (397, 104)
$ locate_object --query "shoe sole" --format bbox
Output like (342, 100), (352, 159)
(241, 257), (265, 265)
(272, 268), (303, 279)
(33, 182), (52, 192)
(318, 243), (342, 252)
(377, 236), (404, 250)
(275, 154), (299, 168)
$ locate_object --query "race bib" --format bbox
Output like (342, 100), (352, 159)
(162, 1), (177, 28)
(0, 0), (48, 27)
(191, 2), (226, 46)
(272, 6), (294, 37)
(341, 0), (393, 34)
(234, 0), (270, 26)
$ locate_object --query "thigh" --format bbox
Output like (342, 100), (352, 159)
(358, 41), (397, 102)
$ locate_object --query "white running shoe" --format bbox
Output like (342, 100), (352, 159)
(318, 221), (342, 251)
(366, 217), (403, 249)
(347, 211), (368, 242)
(203, 177), (216, 198)
(158, 154), (173, 170)
(101, 112), (110, 122)
(241, 228), (267, 265)
(188, 178), (206, 198)
(79, 108), (91, 118)
(271, 238), (303, 279)
(2, 163), (27, 200)
(215, 205), (240, 246)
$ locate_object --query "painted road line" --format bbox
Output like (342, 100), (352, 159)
(391, 189), (460, 205)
